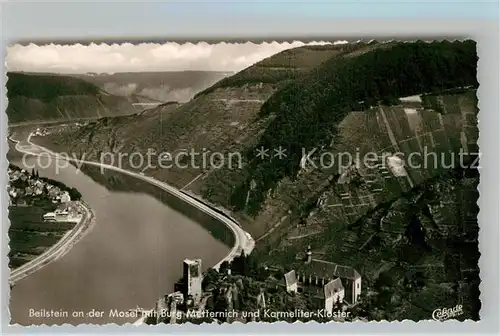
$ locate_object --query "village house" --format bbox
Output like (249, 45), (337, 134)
(8, 188), (17, 198)
(34, 127), (45, 136)
(284, 270), (298, 293)
(43, 202), (82, 223)
(324, 278), (345, 312)
(43, 209), (70, 222)
(8, 168), (20, 182)
(24, 186), (34, 196)
(48, 187), (60, 199)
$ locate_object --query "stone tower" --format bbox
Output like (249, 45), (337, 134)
(183, 259), (202, 306)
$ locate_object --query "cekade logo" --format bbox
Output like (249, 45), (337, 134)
(432, 304), (464, 321)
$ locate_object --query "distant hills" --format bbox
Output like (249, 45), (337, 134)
(7, 72), (101, 101)
(194, 43), (363, 98)
(6, 71), (231, 124)
(239, 40), (478, 214)
(72, 71), (232, 103)
(40, 40), (480, 321)
(6, 72), (138, 124)
(43, 40), (478, 220)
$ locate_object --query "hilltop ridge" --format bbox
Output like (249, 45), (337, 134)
(42, 40), (478, 225)
(72, 70), (232, 103)
(6, 72), (140, 124)
(194, 42), (381, 98)
(6, 70), (228, 124)
(43, 42), (378, 185)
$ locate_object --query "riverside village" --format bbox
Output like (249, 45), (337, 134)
(8, 165), (83, 223)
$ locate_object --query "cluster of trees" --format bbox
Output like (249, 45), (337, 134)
(230, 40), (478, 215)
(200, 252), (323, 322)
(196, 251), (371, 322)
(194, 67), (300, 98)
(202, 251), (260, 292)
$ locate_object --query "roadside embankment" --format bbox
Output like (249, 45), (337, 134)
(9, 200), (95, 286)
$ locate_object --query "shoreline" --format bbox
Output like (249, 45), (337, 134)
(8, 200), (96, 286)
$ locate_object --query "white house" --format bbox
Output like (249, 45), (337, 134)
(43, 209), (70, 222)
(324, 278), (345, 314)
(43, 212), (56, 221)
(284, 270), (298, 293)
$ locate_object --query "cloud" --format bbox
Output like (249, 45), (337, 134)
(6, 41), (337, 74)
(139, 87), (196, 103)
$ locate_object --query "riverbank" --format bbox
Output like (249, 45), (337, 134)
(7, 144), (96, 285)
(180, 189), (255, 268)
(15, 133), (254, 324)
(9, 200), (95, 286)
(20, 133), (255, 263)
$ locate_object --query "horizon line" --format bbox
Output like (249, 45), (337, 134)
(6, 70), (237, 75)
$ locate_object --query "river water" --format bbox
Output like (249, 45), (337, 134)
(8, 146), (231, 325)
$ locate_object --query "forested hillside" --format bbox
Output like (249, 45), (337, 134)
(232, 41), (478, 214)
(6, 72), (139, 123)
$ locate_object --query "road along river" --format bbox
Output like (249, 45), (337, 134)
(8, 134), (253, 325)
(9, 200), (95, 286)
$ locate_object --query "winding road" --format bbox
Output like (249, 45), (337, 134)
(13, 134), (255, 277)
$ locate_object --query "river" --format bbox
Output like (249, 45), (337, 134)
(8, 143), (232, 325)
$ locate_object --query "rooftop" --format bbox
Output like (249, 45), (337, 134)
(183, 259), (201, 265)
(324, 278), (344, 299)
(297, 259), (361, 280)
(284, 270), (297, 286)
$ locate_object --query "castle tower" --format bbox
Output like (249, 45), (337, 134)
(183, 259), (202, 306)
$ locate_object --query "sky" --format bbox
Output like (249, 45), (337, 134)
(5, 41), (345, 74)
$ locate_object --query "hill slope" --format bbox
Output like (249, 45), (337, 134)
(6, 72), (140, 124)
(44, 42), (379, 183)
(44, 41), (478, 220)
(42, 41), (480, 320)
